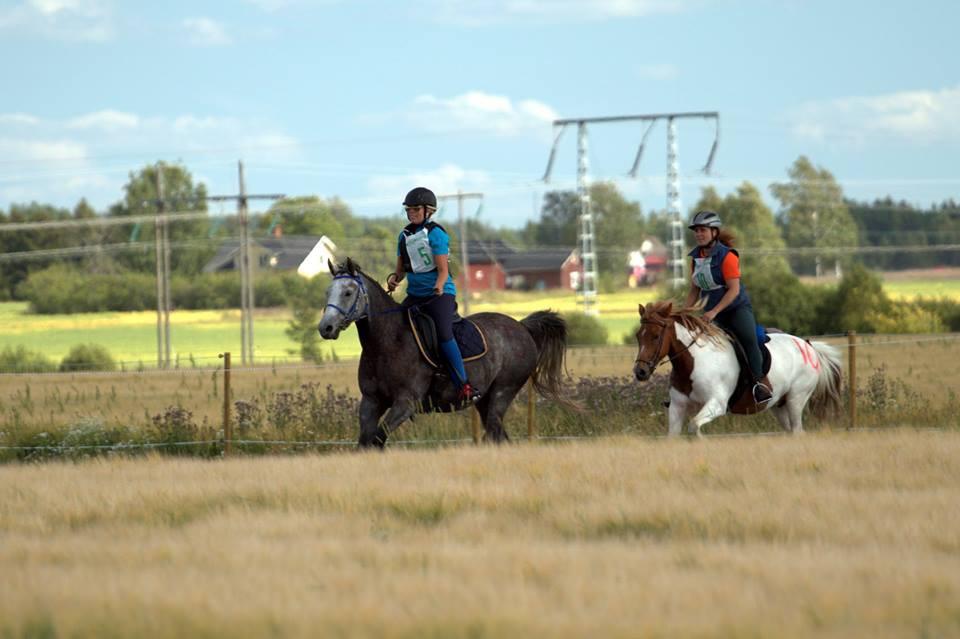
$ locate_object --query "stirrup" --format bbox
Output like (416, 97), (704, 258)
(459, 383), (482, 404)
(752, 382), (772, 403)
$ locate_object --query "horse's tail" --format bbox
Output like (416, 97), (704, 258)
(807, 340), (844, 418)
(520, 311), (580, 410)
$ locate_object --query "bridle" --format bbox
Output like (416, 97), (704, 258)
(324, 273), (369, 329)
(634, 316), (700, 371)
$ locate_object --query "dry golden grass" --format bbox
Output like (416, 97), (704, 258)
(3, 335), (958, 433)
(1, 429), (958, 638)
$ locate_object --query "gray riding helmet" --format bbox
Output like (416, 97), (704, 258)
(688, 210), (722, 230)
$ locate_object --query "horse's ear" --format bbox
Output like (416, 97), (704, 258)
(638, 303), (644, 318)
(665, 302), (673, 316)
(328, 259), (337, 276)
(345, 257), (355, 274)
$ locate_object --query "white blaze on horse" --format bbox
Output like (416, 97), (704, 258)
(633, 301), (842, 436)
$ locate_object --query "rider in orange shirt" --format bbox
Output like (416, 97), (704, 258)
(684, 210), (773, 404)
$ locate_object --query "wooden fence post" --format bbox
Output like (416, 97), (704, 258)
(847, 332), (857, 430)
(471, 409), (481, 444)
(220, 352), (232, 456)
(527, 378), (536, 440)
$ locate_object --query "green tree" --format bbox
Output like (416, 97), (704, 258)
(260, 196), (346, 238)
(523, 183), (645, 275)
(0, 202), (77, 299)
(524, 190), (579, 247)
(770, 156), (858, 276)
(692, 182), (790, 275)
(107, 162), (211, 274)
(282, 276), (327, 362)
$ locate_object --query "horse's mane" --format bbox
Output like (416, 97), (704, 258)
(331, 257), (396, 304)
(646, 300), (726, 344)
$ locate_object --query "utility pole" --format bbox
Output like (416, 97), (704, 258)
(437, 190), (482, 315)
(206, 161), (284, 365)
(153, 166), (168, 368)
(543, 111), (720, 302)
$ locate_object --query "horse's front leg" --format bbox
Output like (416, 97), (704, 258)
(359, 396), (418, 449)
(358, 394), (390, 449)
(689, 398), (727, 437)
(667, 388), (689, 437)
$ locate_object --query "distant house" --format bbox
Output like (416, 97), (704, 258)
(627, 236), (669, 286)
(455, 239), (578, 292)
(202, 235), (325, 274)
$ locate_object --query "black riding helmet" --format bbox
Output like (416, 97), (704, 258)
(688, 210), (722, 230)
(403, 187), (437, 209)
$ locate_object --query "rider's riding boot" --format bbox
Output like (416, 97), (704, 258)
(458, 382), (482, 404)
(752, 378), (773, 404)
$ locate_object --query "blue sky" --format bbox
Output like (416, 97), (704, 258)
(1, 0), (958, 228)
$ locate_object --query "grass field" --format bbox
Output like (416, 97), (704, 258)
(3, 272), (959, 367)
(1, 333), (957, 453)
(1, 429), (958, 638)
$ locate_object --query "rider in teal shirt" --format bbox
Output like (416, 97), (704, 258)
(386, 187), (480, 404)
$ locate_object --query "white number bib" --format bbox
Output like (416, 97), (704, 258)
(404, 228), (436, 273)
(692, 257), (722, 291)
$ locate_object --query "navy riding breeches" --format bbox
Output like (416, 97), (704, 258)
(403, 293), (457, 342)
(716, 303), (764, 380)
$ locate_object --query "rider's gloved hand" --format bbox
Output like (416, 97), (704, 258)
(386, 273), (400, 293)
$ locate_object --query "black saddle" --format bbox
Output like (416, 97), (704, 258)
(406, 308), (487, 370)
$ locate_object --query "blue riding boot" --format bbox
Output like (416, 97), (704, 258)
(439, 339), (481, 403)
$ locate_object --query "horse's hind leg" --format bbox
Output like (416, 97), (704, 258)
(785, 393), (808, 434)
(771, 401), (793, 433)
(475, 385), (517, 444)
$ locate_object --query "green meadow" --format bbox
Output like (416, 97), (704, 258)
(1, 274), (958, 367)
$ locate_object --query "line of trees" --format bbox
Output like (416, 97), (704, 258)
(3, 156), (960, 313)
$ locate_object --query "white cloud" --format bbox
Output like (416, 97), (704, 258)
(67, 109), (139, 131)
(637, 63), (678, 80)
(29, 0), (86, 15)
(0, 110), (300, 210)
(427, 0), (693, 24)
(367, 164), (492, 203)
(243, 0), (342, 11)
(0, 113), (41, 126)
(0, 138), (87, 162)
(183, 17), (231, 46)
(788, 85), (960, 145)
(408, 91), (559, 137)
(0, 0), (113, 41)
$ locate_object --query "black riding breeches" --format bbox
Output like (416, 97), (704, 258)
(403, 293), (458, 342)
(716, 304), (764, 380)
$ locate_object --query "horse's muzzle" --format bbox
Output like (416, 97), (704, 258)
(318, 320), (341, 340)
(634, 362), (651, 382)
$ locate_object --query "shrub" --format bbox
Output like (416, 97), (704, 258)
(866, 304), (945, 334)
(19, 265), (155, 314)
(563, 312), (609, 345)
(0, 345), (56, 373)
(20, 265), (296, 314)
(911, 297), (960, 332)
(822, 263), (891, 334)
(60, 344), (117, 372)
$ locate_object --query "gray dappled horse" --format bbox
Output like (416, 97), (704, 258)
(318, 258), (571, 448)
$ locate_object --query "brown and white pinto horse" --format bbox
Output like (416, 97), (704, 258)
(633, 301), (843, 436)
